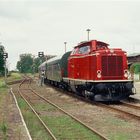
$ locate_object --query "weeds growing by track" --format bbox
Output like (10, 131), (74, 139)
(0, 121), (8, 140)
(17, 97), (53, 140)
(17, 90), (101, 139)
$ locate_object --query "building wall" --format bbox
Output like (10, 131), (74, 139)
(128, 55), (140, 63)
(134, 74), (140, 81)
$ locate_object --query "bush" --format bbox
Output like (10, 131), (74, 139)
(130, 63), (140, 74)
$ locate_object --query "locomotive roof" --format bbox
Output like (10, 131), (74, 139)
(75, 40), (109, 48)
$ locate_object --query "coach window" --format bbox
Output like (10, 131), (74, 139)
(78, 46), (90, 54)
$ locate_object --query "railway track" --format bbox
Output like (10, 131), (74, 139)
(126, 97), (140, 103)
(99, 102), (140, 121)
(89, 100), (140, 121)
(39, 81), (140, 122)
(81, 99), (140, 121)
(120, 101), (140, 110)
(18, 77), (109, 140)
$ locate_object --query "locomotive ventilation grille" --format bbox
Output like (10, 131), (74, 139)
(101, 56), (123, 77)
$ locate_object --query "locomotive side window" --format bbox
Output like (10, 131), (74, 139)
(96, 42), (108, 50)
(78, 46), (90, 54)
(71, 48), (78, 55)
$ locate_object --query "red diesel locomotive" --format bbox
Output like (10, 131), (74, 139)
(39, 40), (135, 101)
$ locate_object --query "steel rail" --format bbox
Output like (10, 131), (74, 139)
(95, 102), (140, 121)
(18, 78), (57, 140)
(29, 84), (109, 140)
(120, 101), (140, 110)
(128, 97), (140, 103)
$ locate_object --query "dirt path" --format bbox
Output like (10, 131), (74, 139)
(0, 86), (30, 140)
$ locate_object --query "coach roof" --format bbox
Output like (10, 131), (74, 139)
(47, 55), (63, 65)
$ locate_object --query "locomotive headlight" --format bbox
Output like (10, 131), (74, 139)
(124, 70), (129, 78)
(97, 70), (102, 78)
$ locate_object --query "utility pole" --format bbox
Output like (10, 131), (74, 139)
(64, 42), (67, 53)
(32, 55), (35, 78)
(86, 29), (91, 41)
(38, 51), (44, 86)
(38, 52), (44, 64)
(3, 52), (8, 85)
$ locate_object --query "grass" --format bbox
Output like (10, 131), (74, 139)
(43, 115), (101, 140)
(0, 77), (7, 89)
(0, 84), (8, 140)
(7, 72), (22, 82)
(17, 96), (101, 140)
(109, 133), (133, 140)
(17, 97), (52, 140)
(0, 121), (8, 140)
(103, 116), (138, 140)
(0, 79), (7, 103)
(33, 101), (101, 139)
(0, 81), (7, 89)
(0, 72), (22, 88)
(33, 102), (56, 111)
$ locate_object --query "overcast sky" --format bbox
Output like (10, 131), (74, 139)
(0, 0), (140, 70)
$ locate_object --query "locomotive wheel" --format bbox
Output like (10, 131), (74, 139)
(82, 90), (92, 99)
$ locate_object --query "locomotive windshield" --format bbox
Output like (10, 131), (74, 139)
(71, 45), (90, 55)
(78, 46), (90, 54)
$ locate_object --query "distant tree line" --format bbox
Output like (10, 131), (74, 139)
(0, 44), (5, 76)
(16, 53), (55, 73)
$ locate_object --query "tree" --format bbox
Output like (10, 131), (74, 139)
(17, 53), (56, 73)
(0, 44), (5, 76)
(33, 57), (46, 73)
(17, 54), (33, 73)
(134, 63), (140, 74)
(130, 63), (140, 74)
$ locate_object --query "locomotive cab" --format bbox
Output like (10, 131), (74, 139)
(70, 40), (109, 55)
(67, 40), (134, 101)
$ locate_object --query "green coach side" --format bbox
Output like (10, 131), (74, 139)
(46, 56), (62, 82)
(46, 51), (71, 83)
(60, 51), (72, 78)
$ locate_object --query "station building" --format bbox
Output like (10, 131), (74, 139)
(127, 53), (140, 81)
(127, 53), (140, 64)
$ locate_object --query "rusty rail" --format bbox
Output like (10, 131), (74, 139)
(120, 101), (140, 110)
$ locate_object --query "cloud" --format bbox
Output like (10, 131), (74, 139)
(0, 1), (30, 20)
(0, 1), (140, 69)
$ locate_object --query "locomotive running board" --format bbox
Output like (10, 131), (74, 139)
(63, 77), (133, 84)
